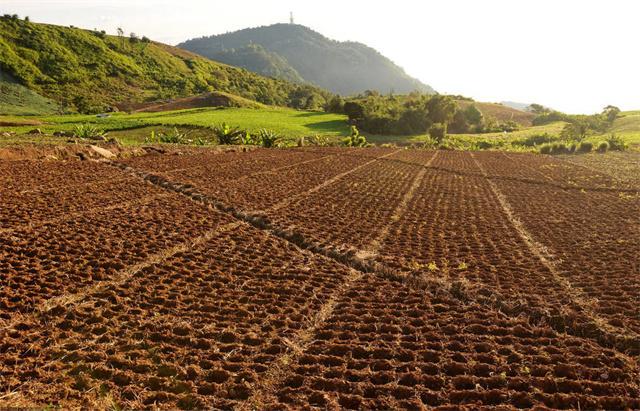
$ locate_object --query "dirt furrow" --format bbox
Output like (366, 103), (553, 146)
(0, 193), (169, 235)
(266, 149), (401, 213)
(470, 152), (640, 345)
(240, 269), (364, 410)
(0, 220), (242, 331)
(361, 152), (436, 258)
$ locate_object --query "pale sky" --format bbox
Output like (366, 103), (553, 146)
(3, 0), (639, 113)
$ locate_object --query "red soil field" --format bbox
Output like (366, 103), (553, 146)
(1, 148), (638, 409)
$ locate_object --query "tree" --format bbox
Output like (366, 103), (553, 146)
(426, 95), (456, 128)
(429, 123), (446, 144)
(602, 105), (620, 123)
(343, 101), (365, 121)
(117, 27), (125, 48)
(527, 103), (550, 114)
(325, 95), (344, 113)
(561, 118), (590, 141)
(463, 104), (483, 125)
(24, 16), (30, 22)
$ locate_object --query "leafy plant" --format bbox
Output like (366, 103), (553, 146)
(256, 129), (280, 148)
(158, 127), (187, 143)
(606, 134), (627, 151)
(342, 125), (367, 147)
(213, 123), (244, 145)
(308, 135), (330, 146)
(72, 124), (107, 139)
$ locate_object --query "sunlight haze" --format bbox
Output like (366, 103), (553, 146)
(3, 0), (638, 113)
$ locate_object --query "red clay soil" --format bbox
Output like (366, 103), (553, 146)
(266, 275), (639, 409)
(1, 147), (638, 409)
(0, 224), (354, 409)
(475, 151), (640, 335)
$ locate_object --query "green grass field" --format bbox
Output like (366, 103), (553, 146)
(0, 107), (350, 145)
(1, 107), (639, 150)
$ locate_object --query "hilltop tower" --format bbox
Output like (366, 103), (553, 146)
(290, 12), (294, 25)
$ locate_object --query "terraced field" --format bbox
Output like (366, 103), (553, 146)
(1, 148), (638, 409)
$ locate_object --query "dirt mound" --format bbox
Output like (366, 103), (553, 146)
(0, 142), (144, 161)
(119, 92), (262, 113)
(0, 119), (44, 127)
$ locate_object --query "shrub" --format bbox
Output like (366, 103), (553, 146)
(606, 134), (627, 151)
(213, 123), (244, 145)
(343, 125), (367, 147)
(597, 141), (609, 153)
(72, 124), (106, 139)
(577, 141), (593, 153)
(429, 123), (446, 144)
(539, 144), (552, 154)
(550, 143), (569, 155)
(514, 133), (558, 147)
(568, 142), (577, 153)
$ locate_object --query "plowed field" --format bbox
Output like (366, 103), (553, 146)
(1, 148), (638, 409)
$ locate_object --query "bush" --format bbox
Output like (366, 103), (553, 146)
(577, 141), (593, 153)
(597, 141), (609, 153)
(539, 144), (552, 154)
(342, 125), (367, 147)
(550, 143), (569, 155)
(606, 134), (627, 151)
(429, 123), (446, 144)
(514, 133), (558, 147)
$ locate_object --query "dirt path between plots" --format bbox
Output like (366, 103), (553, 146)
(470, 152), (640, 346)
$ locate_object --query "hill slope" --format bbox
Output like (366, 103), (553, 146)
(0, 17), (330, 113)
(457, 100), (536, 127)
(179, 24), (435, 96)
(0, 70), (58, 115)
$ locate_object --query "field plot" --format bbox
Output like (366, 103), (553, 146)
(475, 152), (640, 335)
(1, 147), (638, 409)
(0, 187), (231, 319)
(265, 275), (639, 410)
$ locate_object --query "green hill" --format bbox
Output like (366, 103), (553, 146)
(0, 69), (58, 115)
(0, 16), (331, 113)
(179, 24), (435, 96)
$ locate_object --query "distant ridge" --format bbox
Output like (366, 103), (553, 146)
(178, 23), (435, 96)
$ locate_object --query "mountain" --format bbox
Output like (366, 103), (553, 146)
(178, 24), (435, 96)
(0, 16), (330, 113)
(212, 43), (305, 84)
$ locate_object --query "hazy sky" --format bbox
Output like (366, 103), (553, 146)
(3, 0), (639, 113)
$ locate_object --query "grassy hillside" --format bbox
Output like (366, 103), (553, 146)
(0, 16), (331, 114)
(179, 24), (435, 96)
(0, 69), (58, 115)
